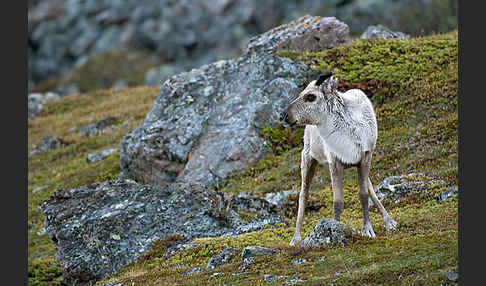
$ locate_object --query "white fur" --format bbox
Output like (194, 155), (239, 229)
(307, 88), (377, 165)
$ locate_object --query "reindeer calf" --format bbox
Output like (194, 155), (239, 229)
(280, 72), (397, 246)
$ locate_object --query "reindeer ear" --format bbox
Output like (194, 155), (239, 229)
(315, 71), (333, 86)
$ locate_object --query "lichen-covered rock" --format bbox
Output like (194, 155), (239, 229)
(28, 92), (60, 118)
(40, 179), (285, 285)
(360, 25), (410, 40)
(300, 218), (355, 248)
(120, 51), (310, 187)
(368, 173), (445, 208)
(206, 247), (238, 270)
(243, 15), (350, 54)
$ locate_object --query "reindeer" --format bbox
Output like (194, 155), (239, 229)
(279, 71), (397, 246)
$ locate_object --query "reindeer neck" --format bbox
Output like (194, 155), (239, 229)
(318, 91), (349, 138)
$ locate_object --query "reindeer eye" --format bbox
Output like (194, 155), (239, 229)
(304, 94), (316, 102)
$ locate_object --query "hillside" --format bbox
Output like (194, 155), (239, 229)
(28, 31), (458, 285)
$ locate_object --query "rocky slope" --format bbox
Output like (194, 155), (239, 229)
(28, 15), (458, 286)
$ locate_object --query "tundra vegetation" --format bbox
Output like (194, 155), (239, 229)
(28, 31), (458, 285)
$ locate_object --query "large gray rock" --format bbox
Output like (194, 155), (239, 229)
(300, 218), (356, 248)
(120, 51), (310, 187)
(243, 15), (350, 54)
(40, 179), (285, 285)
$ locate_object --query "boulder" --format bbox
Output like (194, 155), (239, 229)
(360, 25), (410, 40)
(40, 179), (285, 285)
(300, 218), (355, 248)
(120, 51), (310, 187)
(243, 15), (350, 54)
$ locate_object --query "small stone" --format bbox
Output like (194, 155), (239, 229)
(184, 267), (203, 275)
(264, 274), (283, 282)
(209, 272), (223, 279)
(436, 187), (458, 203)
(300, 218), (356, 248)
(206, 247), (238, 270)
(284, 277), (308, 285)
(289, 165), (299, 173)
(360, 25), (410, 40)
(36, 227), (46, 236)
(79, 116), (118, 137)
(86, 148), (118, 163)
(241, 246), (276, 262)
(29, 136), (63, 157)
(264, 190), (297, 208)
(111, 234), (121, 240)
(445, 270), (458, 282)
(290, 258), (308, 266)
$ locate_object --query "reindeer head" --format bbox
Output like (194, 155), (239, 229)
(280, 71), (337, 127)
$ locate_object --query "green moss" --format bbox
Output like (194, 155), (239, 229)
(28, 258), (63, 286)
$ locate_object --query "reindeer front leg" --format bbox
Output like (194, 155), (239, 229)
(358, 151), (376, 237)
(290, 152), (317, 246)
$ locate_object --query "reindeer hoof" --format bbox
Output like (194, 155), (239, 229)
(290, 235), (301, 246)
(384, 216), (398, 230)
(362, 223), (376, 238)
